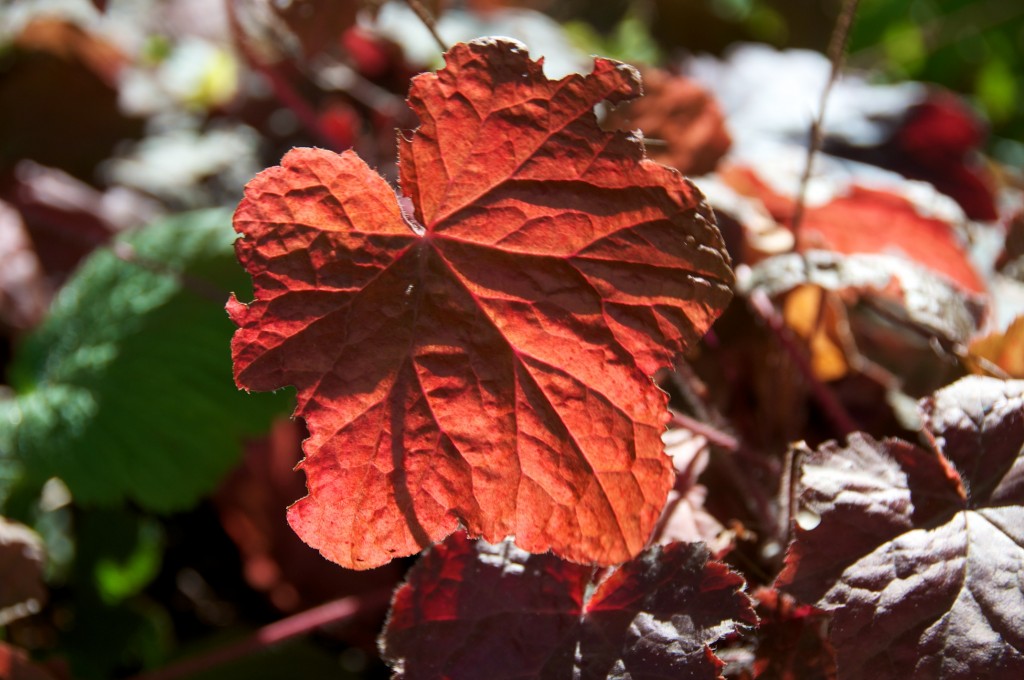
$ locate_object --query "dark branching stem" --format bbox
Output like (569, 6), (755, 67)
(129, 590), (393, 680)
(791, 0), (861, 235)
(405, 0), (448, 53)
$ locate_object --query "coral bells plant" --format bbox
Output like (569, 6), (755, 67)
(225, 39), (1024, 679)
(227, 39), (734, 570)
(227, 37), (750, 676)
(4, 3), (1024, 679)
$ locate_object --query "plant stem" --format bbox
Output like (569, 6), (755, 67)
(129, 590), (392, 680)
(791, 0), (861, 235)
(666, 366), (781, 541)
(404, 0), (448, 53)
(670, 411), (739, 451)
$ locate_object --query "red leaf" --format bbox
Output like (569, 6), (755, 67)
(214, 419), (402, 615)
(776, 376), (1024, 679)
(968, 315), (1024, 378)
(719, 165), (985, 294)
(749, 588), (836, 680)
(796, 187), (985, 295)
(381, 533), (756, 679)
(229, 39), (734, 569)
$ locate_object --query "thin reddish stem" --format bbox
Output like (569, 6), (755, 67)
(670, 411), (739, 451)
(129, 590), (392, 680)
(791, 0), (861, 235)
(404, 0), (448, 52)
(666, 368), (781, 542)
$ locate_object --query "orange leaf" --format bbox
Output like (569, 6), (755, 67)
(968, 315), (1024, 378)
(229, 39), (733, 569)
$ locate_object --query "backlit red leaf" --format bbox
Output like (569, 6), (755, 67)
(228, 39), (734, 569)
(380, 533), (756, 679)
(776, 376), (1024, 679)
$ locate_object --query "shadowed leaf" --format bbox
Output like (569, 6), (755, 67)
(381, 533), (755, 679)
(777, 376), (1024, 679)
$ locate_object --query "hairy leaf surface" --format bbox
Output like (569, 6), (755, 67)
(381, 533), (755, 679)
(228, 39), (734, 569)
(777, 376), (1024, 679)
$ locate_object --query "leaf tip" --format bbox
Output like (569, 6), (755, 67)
(225, 293), (247, 323)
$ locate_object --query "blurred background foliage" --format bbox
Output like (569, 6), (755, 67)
(557, 0), (1024, 162)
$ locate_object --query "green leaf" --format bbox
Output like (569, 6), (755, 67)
(1, 209), (290, 512)
(74, 508), (164, 605)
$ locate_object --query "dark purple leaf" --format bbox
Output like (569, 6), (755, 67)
(777, 376), (1024, 679)
(382, 533), (755, 679)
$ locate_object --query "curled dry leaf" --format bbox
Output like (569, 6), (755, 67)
(380, 532), (756, 679)
(781, 285), (852, 382)
(776, 376), (1024, 679)
(694, 174), (793, 266)
(723, 160), (987, 392)
(744, 250), (984, 346)
(229, 39), (734, 569)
